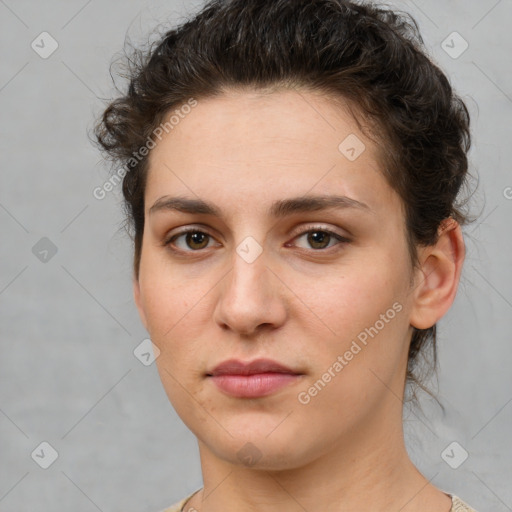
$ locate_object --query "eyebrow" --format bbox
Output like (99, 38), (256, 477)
(149, 194), (373, 217)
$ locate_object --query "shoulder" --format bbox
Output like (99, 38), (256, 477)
(157, 490), (478, 512)
(450, 494), (479, 512)
(157, 489), (201, 512)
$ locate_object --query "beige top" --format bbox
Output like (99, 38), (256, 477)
(159, 489), (478, 512)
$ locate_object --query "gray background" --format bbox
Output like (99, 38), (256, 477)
(0, 0), (511, 511)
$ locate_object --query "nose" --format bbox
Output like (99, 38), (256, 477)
(213, 244), (288, 337)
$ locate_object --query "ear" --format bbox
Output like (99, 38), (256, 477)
(409, 218), (465, 330)
(133, 275), (149, 331)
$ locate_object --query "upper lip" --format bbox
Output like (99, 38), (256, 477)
(207, 358), (301, 377)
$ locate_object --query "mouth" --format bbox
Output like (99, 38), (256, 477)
(206, 358), (304, 398)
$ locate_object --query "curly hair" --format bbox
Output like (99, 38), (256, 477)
(93, 0), (475, 399)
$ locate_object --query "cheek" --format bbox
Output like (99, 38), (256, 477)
(137, 269), (212, 406)
(311, 258), (405, 339)
(138, 249), (208, 338)
(306, 252), (410, 381)
(292, 274), (409, 433)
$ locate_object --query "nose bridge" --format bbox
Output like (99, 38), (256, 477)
(227, 239), (271, 308)
(213, 236), (287, 335)
(227, 222), (270, 294)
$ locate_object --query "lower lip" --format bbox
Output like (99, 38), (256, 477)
(209, 373), (301, 398)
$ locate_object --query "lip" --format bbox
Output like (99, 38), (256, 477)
(206, 358), (303, 398)
(208, 358), (299, 376)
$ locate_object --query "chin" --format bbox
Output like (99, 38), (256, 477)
(200, 426), (319, 472)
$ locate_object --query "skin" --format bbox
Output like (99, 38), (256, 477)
(133, 88), (465, 512)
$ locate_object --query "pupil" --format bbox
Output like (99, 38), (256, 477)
(188, 232), (208, 249)
(309, 231), (329, 249)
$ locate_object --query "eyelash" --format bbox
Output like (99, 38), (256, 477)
(162, 225), (351, 255)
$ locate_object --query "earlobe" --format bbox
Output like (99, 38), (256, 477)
(133, 276), (149, 331)
(409, 218), (465, 330)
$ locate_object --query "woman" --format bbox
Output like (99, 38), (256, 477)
(94, 1), (478, 510)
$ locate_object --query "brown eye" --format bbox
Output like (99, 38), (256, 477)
(164, 229), (215, 252)
(306, 231), (332, 249)
(184, 231), (210, 250)
(291, 227), (350, 251)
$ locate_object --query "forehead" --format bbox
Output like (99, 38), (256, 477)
(145, 88), (398, 218)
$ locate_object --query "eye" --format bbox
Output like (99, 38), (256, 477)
(163, 228), (218, 252)
(288, 226), (350, 251)
(163, 225), (350, 254)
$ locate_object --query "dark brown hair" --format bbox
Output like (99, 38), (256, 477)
(93, 0), (475, 398)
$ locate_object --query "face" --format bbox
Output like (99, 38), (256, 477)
(134, 88), (421, 469)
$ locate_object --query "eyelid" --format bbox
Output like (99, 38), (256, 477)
(163, 223), (351, 255)
(289, 223), (350, 241)
(286, 224), (351, 252)
(162, 225), (218, 247)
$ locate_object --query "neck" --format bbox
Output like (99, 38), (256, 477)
(190, 398), (442, 512)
